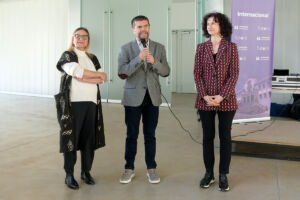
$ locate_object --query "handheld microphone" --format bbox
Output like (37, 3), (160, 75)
(141, 38), (147, 48)
(140, 38), (150, 70)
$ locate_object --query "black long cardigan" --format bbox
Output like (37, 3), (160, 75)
(55, 51), (105, 153)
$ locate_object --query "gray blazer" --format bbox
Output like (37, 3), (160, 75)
(118, 39), (170, 107)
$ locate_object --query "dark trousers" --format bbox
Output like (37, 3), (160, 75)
(198, 110), (236, 174)
(124, 90), (159, 170)
(64, 102), (96, 174)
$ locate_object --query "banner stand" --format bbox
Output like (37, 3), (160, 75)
(231, 0), (276, 122)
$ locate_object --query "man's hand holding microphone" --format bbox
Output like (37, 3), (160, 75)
(139, 38), (155, 65)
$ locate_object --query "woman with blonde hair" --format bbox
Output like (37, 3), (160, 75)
(55, 27), (106, 190)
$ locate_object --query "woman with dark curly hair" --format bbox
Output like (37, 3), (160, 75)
(194, 12), (239, 191)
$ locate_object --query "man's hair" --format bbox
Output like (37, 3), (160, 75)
(202, 12), (232, 38)
(131, 15), (150, 28)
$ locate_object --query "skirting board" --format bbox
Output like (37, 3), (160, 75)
(105, 99), (171, 107)
(233, 117), (271, 124)
(0, 91), (53, 98)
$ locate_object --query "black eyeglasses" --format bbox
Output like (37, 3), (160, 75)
(74, 34), (89, 40)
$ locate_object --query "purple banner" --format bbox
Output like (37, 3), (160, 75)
(231, 0), (275, 121)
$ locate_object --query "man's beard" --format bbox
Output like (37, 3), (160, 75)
(139, 32), (149, 40)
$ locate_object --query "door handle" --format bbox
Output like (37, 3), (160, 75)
(108, 9), (112, 83)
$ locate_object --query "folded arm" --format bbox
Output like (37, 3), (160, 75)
(62, 62), (106, 84)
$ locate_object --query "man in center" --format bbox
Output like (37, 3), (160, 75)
(118, 15), (170, 184)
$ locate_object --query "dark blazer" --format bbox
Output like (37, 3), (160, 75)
(194, 38), (239, 111)
(55, 51), (105, 153)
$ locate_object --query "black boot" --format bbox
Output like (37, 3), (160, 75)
(219, 174), (230, 192)
(65, 174), (79, 190)
(200, 171), (215, 188)
(81, 172), (95, 185)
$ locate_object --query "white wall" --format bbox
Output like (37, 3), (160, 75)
(0, 0), (69, 97)
(172, 2), (195, 30)
(273, 0), (300, 74)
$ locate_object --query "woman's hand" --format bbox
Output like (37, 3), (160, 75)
(212, 95), (224, 105)
(203, 95), (224, 106)
(99, 72), (107, 83)
(203, 96), (220, 106)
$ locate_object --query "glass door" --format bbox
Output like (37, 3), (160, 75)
(106, 0), (139, 103)
(81, 0), (109, 101)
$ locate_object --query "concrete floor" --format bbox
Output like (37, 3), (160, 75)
(0, 93), (299, 200)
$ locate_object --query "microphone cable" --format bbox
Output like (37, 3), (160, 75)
(149, 69), (203, 145)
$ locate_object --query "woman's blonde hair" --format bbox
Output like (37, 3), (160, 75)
(68, 27), (92, 58)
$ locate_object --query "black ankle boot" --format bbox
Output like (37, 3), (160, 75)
(65, 174), (79, 190)
(81, 172), (95, 185)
